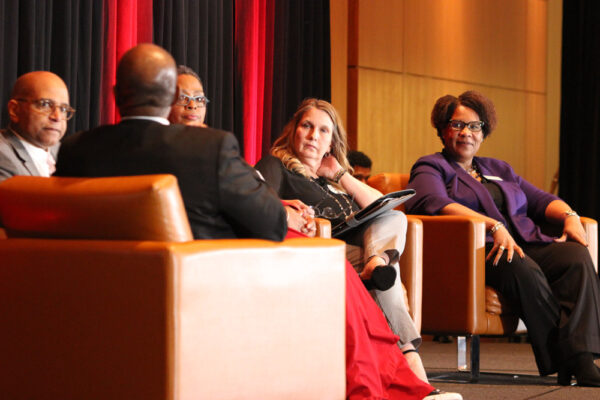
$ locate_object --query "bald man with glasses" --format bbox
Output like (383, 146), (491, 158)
(0, 71), (75, 182)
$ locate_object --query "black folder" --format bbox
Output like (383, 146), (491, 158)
(331, 189), (416, 237)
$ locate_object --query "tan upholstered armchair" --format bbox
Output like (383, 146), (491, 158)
(368, 172), (598, 382)
(0, 175), (346, 400)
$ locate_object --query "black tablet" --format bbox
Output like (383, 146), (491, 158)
(331, 189), (416, 237)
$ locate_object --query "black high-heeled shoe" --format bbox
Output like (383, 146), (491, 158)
(362, 249), (399, 291)
(557, 352), (600, 386)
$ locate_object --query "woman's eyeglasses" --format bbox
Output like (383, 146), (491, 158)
(176, 93), (210, 107)
(448, 119), (484, 132)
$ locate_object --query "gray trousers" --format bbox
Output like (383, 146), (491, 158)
(345, 210), (422, 348)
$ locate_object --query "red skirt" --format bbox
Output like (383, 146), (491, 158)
(286, 229), (433, 399)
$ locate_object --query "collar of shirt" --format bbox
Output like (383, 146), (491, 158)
(120, 116), (170, 125)
(9, 127), (53, 177)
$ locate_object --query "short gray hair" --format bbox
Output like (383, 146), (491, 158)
(176, 65), (203, 87)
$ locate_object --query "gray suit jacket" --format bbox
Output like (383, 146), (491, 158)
(0, 128), (59, 182)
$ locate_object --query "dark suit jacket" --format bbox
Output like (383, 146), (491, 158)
(55, 119), (287, 241)
(405, 151), (559, 244)
(0, 128), (59, 182)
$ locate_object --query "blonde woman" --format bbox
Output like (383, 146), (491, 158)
(255, 98), (428, 384)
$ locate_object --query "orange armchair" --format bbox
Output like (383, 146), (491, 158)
(368, 172), (598, 382)
(0, 175), (346, 400)
(399, 214), (424, 330)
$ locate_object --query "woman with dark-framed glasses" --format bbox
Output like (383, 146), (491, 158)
(168, 65), (209, 127)
(406, 90), (600, 386)
(255, 98), (432, 385)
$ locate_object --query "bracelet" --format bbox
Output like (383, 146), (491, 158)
(332, 169), (347, 183)
(565, 210), (578, 218)
(489, 221), (504, 235)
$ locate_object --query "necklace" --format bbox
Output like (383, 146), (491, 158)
(311, 177), (353, 219)
(466, 163), (482, 181)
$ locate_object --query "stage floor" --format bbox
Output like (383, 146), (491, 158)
(420, 338), (600, 399)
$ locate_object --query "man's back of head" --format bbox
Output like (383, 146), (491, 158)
(114, 43), (178, 118)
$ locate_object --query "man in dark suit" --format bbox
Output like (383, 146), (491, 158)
(55, 43), (286, 241)
(0, 71), (74, 182)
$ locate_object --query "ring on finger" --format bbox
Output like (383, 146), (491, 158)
(499, 245), (506, 251)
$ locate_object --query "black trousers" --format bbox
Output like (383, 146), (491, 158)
(485, 241), (600, 375)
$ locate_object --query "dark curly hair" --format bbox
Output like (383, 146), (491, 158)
(431, 90), (497, 144)
(347, 150), (372, 169)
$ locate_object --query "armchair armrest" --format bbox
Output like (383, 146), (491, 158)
(315, 217), (332, 238)
(581, 217), (598, 271)
(414, 215), (488, 334)
(400, 216), (423, 331)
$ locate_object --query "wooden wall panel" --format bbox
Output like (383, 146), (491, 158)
(330, 0), (349, 127)
(404, 0), (547, 92)
(341, 0), (554, 188)
(355, 68), (405, 173)
(355, 0), (404, 71)
(524, 93), (547, 189)
(546, 0), (563, 192)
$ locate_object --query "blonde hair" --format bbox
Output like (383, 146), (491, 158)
(271, 98), (350, 180)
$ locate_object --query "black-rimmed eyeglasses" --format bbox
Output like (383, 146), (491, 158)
(176, 93), (210, 107)
(15, 98), (76, 120)
(448, 119), (484, 132)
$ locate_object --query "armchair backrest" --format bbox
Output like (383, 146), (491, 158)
(0, 174), (346, 399)
(0, 174), (193, 242)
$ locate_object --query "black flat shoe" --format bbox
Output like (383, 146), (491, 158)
(558, 352), (600, 387)
(362, 249), (399, 291)
(362, 265), (396, 291)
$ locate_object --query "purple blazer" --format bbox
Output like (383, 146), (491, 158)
(405, 151), (560, 244)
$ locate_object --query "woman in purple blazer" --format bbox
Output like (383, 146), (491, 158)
(406, 91), (600, 387)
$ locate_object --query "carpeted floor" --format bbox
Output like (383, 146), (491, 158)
(419, 338), (600, 399)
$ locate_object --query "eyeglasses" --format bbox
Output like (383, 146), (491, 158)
(176, 93), (210, 107)
(448, 120), (484, 132)
(15, 98), (76, 120)
(311, 205), (347, 220)
(310, 195), (355, 220)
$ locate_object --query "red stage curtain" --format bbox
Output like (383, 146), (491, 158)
(100, 0), (153, 125)
(261, 0), (276, 157)
(235, 0), (275, 165)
